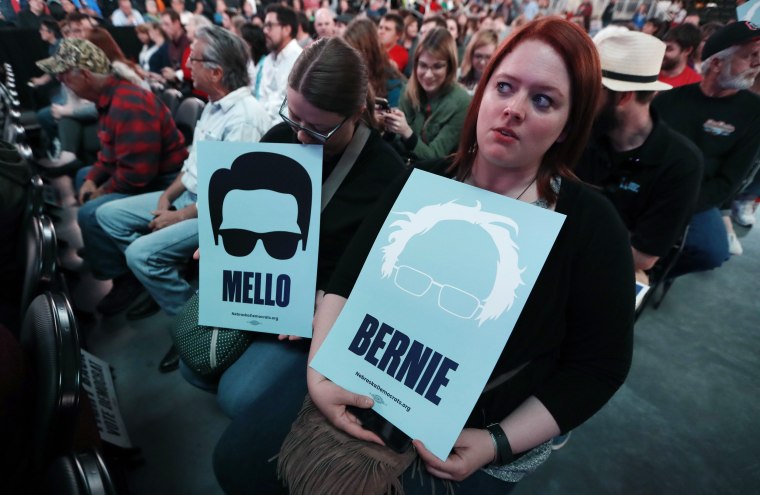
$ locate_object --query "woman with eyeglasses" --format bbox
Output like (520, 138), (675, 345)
(458, 29), (498, 94)
(209, 38), (406, 491)
(379, 27), (471, 163)
(215, 18), (633, 494)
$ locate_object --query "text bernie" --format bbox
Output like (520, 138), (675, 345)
(348, 313), (459, 406)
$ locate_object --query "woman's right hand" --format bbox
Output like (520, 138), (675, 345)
(307, 368), (384, 445)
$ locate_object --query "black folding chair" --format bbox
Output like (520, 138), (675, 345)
(173, 97), (205, 146)
(20, 291), (81, 478)
(635, 225), (690, 320)
(19, 213), (57, 313)
(160, 88), (183, 116)
(41, 449), (118, 495)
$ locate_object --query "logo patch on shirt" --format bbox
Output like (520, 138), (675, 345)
(619, 180), (640, 193)
(703, 119), (736, 136)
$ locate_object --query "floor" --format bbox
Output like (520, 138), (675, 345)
(50, 170), (759, 495)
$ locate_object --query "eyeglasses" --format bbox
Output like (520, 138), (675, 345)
(219, 229), (302, 260)
(263, 22), (280, 30)
(392, 265), (484, 319)
(417, 62), (448, 74)
(189, 56), (214, 64)
(473, 53), (492, 62)
(279, 98), (349, 143)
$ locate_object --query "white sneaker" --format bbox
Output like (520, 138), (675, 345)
(37, 150), (77, 169)
(731, 199), (757, 227)
(46, 137), (62, 160)
(728, 232), (743, 256)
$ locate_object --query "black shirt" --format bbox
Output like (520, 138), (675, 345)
(326, 159), (634, 432)
(653, 83), (760, 211)
(576, 111), (702, 257)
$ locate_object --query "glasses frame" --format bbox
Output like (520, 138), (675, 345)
(392, 264), (484, 320)
(279, 97), (350, 143)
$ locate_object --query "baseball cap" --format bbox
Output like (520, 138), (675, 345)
(702, 21), (760, 61)
(36, 38), (111, 75)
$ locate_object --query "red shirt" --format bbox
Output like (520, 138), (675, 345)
(387, 44), (409, 73)
(659, 65), (702, 88)
(87, 76), (188, 194)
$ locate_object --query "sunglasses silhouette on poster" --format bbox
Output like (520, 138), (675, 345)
(380, 201), (525, 327)
(208, 152), (312, 261)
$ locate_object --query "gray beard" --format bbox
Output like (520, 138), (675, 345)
(718, 63), (758, 91)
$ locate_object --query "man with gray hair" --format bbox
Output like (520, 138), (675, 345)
(95, 25), (270, 372)
(654, 21), (760, 275)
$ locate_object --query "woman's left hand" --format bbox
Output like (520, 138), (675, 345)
(414, 428), (495, 482)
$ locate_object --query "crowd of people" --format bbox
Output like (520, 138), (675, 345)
(1, 0), (759, 493)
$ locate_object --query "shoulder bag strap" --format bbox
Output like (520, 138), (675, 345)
(321, 123), (371, 212)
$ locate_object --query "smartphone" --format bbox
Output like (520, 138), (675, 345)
(346, 405), (412, 453)
(375, 97), (391, 112)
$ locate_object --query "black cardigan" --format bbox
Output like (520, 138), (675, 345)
(326, 159), (635, 433)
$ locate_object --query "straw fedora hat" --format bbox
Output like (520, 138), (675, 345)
(593, 27), (672, 92)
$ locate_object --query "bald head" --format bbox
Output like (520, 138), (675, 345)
(314, 8), (335, 39)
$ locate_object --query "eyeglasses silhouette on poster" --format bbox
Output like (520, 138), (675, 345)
(380, 201), (525, 326)
(208, 152), (313, 261)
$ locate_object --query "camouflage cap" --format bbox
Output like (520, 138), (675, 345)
(36, 38), (111, 75)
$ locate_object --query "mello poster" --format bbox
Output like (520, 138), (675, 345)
(196, 142), (322, 338)
(311, 169), (565, 459)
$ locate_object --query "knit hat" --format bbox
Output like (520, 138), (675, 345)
(702, 21), (760, 61)
(594, 27), (672, 92)
(36, 38), (111, 75)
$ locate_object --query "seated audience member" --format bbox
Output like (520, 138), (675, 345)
(213, 18), (634, 494)
(160, 9), (190, 72)
(31, 17), (65, 157)
(143, 0), (160, 22)
(659, 23), (702, 87)
(16, 0), (47, 29)
(401, 13), (418, 53)
(161, 14), (211, 98)
(96, 26), (270, 371)
(136, 23), (156, 71)
(694, 21), (723, 73)
(258, 4), (302, 126)
(334, 12), (352, 37)
(171, 0), (193, 25)
(343, 17), (405, 108)
(181, 37), (405, 415)
(313, 7), (335, 39)
(111, 0), (144, 26)
(458, 29), (498, 94)
(403, 14), (447, 77)
(146, 22), (170, 74)
(576, 28), (702, 284)
(36, 39), (187, 310)
(378, 12), (408, 72)
(294, 12), (312, 48)
(379, 27), (471, 162)
(653, 21), (760, 275)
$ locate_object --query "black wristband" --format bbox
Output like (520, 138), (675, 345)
(485, 423), (513, 466)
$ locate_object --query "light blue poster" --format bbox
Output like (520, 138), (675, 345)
(738, 2), (760, 26)
(196, 142), (322, 338)
(311, 169), (565, 460)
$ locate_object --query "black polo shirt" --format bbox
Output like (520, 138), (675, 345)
(576, 111), (703, 257)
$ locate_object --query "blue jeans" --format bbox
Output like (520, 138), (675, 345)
(217, 335), (310, 418)
(96, 190), (197, 316)
(76, 168), (128, 279)
(671, 207), (730, 278)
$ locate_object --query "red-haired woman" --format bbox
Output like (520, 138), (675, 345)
(306, 17), (634, 492)
(215, 18), (635, 494)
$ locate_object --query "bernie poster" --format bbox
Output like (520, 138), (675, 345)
(196, 142), (322, 338)
(311, 169), (565, 459)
